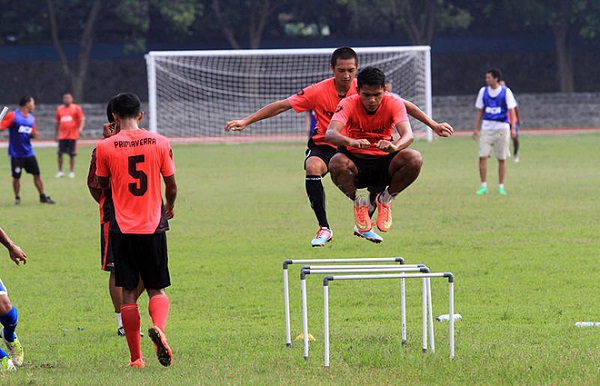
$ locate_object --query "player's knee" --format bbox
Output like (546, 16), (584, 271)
(398, 150), (423, 172)
(0, 296), (12, 316)
(305, 157), (327, 175)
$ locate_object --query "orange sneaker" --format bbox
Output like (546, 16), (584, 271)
(376, 194), (392, 232)
(127, 358), (146, 368)
(148, 326), (172, 367)
(354, 200), (372, 232)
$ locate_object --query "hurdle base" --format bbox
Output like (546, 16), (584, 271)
(422, 348), (427, 354)
(286, 343), (292, 348)
(402, 340), (407, 347)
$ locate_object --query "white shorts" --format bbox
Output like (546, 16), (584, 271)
(0, 278), (7, 296)
(479, 128), (510, 160)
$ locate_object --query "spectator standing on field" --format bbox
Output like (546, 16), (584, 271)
(55, 93), (85, 179)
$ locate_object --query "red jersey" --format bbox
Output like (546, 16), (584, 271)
(287, 78), (358, 147)
(95, 129), (176, 234)
(331, 93), (408, 157)
(55, 104), (85, 140)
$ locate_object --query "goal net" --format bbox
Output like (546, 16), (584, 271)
(145, 46), (432, 143)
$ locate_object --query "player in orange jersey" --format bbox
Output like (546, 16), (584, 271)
(225, 47), (453, 247)
(326, 67), (452, 242)
(96, 93), (177, 368)
(54, 93), (85, 179)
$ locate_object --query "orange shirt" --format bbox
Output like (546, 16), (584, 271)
(331, 93), (408, 157)
(287, 78), (358, 147)
(95, 129), (176, 234)
(55, 104), (85, 140)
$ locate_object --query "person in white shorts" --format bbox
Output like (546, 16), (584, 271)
(472, 68), (517, 195)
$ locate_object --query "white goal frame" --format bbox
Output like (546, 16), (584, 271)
(146, 46), (433, 142)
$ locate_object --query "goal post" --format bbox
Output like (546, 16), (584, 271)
(145, 46), (433, 142)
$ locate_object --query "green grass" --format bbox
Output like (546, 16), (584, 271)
(1, 133), (600, 384)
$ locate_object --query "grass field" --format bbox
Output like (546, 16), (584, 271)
(0, 132), (599, 385)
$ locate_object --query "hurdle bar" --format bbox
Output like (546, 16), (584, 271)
(323, 272), (455, 368)
(282, 257), (405, 347)
(300, 265), (433, 360)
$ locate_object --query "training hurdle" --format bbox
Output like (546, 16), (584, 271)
(283, 257), (405, 347)
(300, 265), (434, 361)
(323, 272), (455, 368)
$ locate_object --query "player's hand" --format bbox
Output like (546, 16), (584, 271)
(350, 139), (371, 149)
(375, 140), (397, 153)
(8, 245), (26, 266)
(472, 130), (479, 140)
(225, 120), (247, 132)
(511, 127), (517, 139)
(434, 122), (454, 137)
(165, 204), (174, 220)
(102, 122), (119, 138)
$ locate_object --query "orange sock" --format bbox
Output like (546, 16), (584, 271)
(121, 304), (143, 362)
(148, 294), (170, 332)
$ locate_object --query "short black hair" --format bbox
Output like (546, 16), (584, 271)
(109, 93), (141, 119)
(106, 99), (114, 123)
(330, 47), (358, 68)
(19, 96), (32, 107)
(487, 68), (502, 80)
(357, 66), (386, 89)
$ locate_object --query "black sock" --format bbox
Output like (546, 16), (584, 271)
(306, 175), (329, 228)
(367, 186), (385, 218)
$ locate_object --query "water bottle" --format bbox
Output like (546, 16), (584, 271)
(436, 314), (462, 322)
(575, 322), (600, 327)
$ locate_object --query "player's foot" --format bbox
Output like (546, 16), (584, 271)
(14, 197), (20, 206)
(148, 326), (172, 367)
(376, 194), (392, 232)
(353, 225), (383, 243)
(40, 196), (56, 204)
(68, 171), (75, 179)
(117, 326), (144, 337)
(0, 330), (23, 366)
(55, 171), (64, 178)
(514, 155), (519, 163)
(127, 358), (146, 368)
(498, 187), (507, 195)
(475, 187), (488, 195)
(354, 197), (372, 232)
(311, 227), (333, 247)
(0, 356), (15, 372)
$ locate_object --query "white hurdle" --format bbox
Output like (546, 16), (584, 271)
(282, 257), (405, 347)
(300, 265), (434, 360)
(323, 272), (455, 368)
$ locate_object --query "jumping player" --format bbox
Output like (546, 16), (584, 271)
(55, 93), (85, 178)
(0, 226), (26, 372)
(96, 93), (177, 368)
(326, 67), (443, 242)
(225, 47), (453, 247)
(0, 96), (55, 205)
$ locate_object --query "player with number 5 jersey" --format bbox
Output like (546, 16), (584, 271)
(96, 93), (177, 369)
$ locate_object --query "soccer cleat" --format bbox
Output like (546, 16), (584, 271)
(40, 196), (56, 204)
(375, 194), (392, 232)
(311, 227), (333, 247)
(353, 226), (383, 244)
(0, 356), (15, 372)
(475, 187), (488, 195)
(55, 171), (64, 178)
(148, 326), (172, 367)
(14, 197), (20, 206)
(68, 171), (75, 179)
(127, 358), (146, 368)
(498, 187), (507, 195)
(514, 155), (519, 163)
(117, 326), (144, 337)
(0, 330), (23, 367)
(354, 202), (372, 232)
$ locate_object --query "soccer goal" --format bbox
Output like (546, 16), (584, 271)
(145, 46), (432, 142)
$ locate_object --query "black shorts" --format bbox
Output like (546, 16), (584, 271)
(110, 231), (170, 291)
(100, 222), (114, 272)
(304, 144), (337, 171)
(58, 139), (77, 156)
(10, 156), (40, 179)
(338, 148), (398, 189)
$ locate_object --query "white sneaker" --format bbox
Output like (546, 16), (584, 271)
(55, 171), (64, 178)
(514, 155), (519, 163)
(68, 171), (75, 179)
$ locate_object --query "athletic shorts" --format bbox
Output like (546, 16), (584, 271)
(0, 278), (7, 296)
(100, 222), (114, 272)
(338, 148), (397, 189)
(10, 156), (40, 179)
(479, 128), (510, 160)
(58, 139), (77, 156)
(304, 144), (337, 171)
(110, 231), (170, 291)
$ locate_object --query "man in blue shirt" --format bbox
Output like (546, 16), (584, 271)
(1, 97), (55, 205)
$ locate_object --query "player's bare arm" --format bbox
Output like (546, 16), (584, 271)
(508, 108), (517, 139)
(225, 99), (292, 132)
(473, 109), (484, 140)
(0, 227), (27, 266)
(54, 120), (60, 141)
(163, 175), (177, 220)
(376, 120), (413, 153)
(403, 99), (454, 137)
(325, 120), (370, 149)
